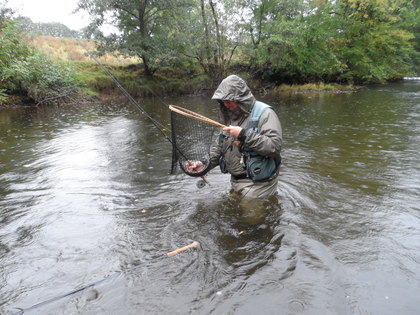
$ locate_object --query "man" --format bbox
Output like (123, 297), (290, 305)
(190, 74), (282, 199)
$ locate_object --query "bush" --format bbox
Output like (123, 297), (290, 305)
(0, 20), (80, 105)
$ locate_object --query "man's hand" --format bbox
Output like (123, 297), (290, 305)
(223, 125), (242, 139)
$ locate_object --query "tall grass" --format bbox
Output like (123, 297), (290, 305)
(27, 35), (139, 64)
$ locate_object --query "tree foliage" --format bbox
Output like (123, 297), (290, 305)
(244, 0), (418, 84)
(180, 0), (241, 82)
(15, 17), (82, 38)
(75, 0), (418, 83)
(331, 0), (416, 83)
(250, 1), (343, 83)
(77, 0), (195, 77)
(2, 0), (419, 91)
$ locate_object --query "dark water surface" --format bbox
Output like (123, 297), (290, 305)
(1, 81), (419, 314)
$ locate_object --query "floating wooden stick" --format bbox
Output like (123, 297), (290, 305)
(167, 241), (200, 256)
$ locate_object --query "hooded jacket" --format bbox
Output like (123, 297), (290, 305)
(209, 75), (282, 179)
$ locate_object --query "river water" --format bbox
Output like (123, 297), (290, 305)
(0, 81), (419, 314)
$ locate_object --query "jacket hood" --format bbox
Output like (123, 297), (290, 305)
(212, 75), (256, 114)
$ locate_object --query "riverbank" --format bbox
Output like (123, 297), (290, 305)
(1, 32), (403, 108)
(1, 61), (361, 109)
(18, 36), (367, 97)
(76, 66), (360, 98)
(0, 67), (361, 109)
(0, 83), (360, 109)
(73, 62), (209, 98)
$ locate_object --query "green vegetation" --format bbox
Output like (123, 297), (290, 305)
(75, 0), (419, 85)
(275, 83), (356, 93)
(1, 0), (419, 106)
(77, 0), (197, 77)
(0, 20), (80, 106)
(73, 61), (207, 98)
(242, 0), (419, 84)
(15, 17), (82, 38)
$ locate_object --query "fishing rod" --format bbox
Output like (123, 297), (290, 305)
(12, 241), (199, 315)
(79, 41), (210, 187)
(80, 43), (171, 141)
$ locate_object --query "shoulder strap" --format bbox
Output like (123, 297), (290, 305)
(248, 101), (271, 131)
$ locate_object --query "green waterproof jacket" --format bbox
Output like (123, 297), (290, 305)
(209, 75), (282, 180)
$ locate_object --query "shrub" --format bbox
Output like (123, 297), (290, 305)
(1, 20), (80, 105)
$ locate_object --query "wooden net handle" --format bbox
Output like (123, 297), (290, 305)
(166, 241), (200, 257)
(169, 105), (226, 128)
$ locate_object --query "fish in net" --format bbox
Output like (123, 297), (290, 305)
(169, 105), (224, 177)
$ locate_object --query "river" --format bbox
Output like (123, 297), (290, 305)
(0, 81), (419, 314)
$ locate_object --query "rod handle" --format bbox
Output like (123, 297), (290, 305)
(166, 241), (199, 257)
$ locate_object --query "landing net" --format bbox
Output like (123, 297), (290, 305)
(170, 105), (222, 177)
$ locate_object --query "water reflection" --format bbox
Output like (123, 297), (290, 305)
(154, 193), (295, 314)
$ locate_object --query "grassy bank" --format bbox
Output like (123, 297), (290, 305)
(20, 36), (359, 102)
(26, 36), (210, 98)
(274, 82), (358, 94)
(72, 61), (208, 98)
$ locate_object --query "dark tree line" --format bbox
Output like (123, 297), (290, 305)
(15, 17), (82, 38)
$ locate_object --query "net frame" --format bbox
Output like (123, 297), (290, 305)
(169, 105), (224, 178)
(169, 105), (226, 128)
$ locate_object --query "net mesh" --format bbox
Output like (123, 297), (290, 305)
(170, 107), (219, 177)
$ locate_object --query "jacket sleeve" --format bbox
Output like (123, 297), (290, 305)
(242, 108), (282, 157)
(208, 132), (222, 169)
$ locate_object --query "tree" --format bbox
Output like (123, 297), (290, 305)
(77, 0), (194, 77)
(333, 0), (416, 83)
(181, 0), (240, 82)
(237, 0), (417, 84)
(231, 0), (307, 48)
(397, 0), (420, 75)
(237, 0), (342, 83)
